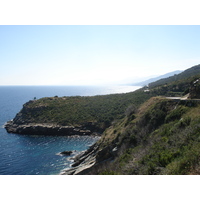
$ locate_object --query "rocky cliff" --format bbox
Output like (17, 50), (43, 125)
(5, 99), (101, 136)
(5, 121), (95, 136)
(5, 90), (151, 136)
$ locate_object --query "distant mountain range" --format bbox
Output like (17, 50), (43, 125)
(149, 64), (200, 88)
(132, 70), (182, 86)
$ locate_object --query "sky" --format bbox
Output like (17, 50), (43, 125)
(1, 25), (200, 86)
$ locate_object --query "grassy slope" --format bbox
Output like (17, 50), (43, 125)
(87, 97), (200, 175)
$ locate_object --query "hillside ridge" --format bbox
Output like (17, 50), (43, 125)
(133, 70), (182, 86)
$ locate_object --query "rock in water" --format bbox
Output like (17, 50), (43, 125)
(60, 151), (73, 156)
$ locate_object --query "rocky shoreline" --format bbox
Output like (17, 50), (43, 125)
(60, 138), (118, 175)
(4, 98), (105, 136)
(60, 143), (99, 175)
(5, 119), (115, 175)
(5, 121), (100, 136)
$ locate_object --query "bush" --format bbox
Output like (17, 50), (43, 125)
(165, 106), (187, 123)
(125, 105), (136, 117)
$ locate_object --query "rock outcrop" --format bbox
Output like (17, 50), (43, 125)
(61, 137), (118, 175)
(59, 150), (73, 156)
(189, 78), (200, 99)
(60, 144), (99, 175)
(5, 99), (102, 136)
(5, 121), (98, 136)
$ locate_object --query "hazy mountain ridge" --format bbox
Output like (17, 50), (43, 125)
(149, 64), (200, 88)
(132, 70), (182, 86)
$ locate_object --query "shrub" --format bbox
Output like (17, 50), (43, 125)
(165, 106), (187, 123)
(125, 105), (136, 117)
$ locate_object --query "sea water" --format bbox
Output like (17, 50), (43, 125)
(0, 85), (140, 175)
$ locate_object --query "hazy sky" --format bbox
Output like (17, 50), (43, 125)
(1, 25), (200, 86)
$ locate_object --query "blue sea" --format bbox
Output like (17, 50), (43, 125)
(0, 85), (140, 175)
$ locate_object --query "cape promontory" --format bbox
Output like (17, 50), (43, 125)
(5, 90), (151, 136)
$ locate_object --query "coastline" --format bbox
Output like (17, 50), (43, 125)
(60, 143), (99, 175)
(5, 121), (101, 136)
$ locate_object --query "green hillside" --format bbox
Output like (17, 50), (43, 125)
(84, 97), (200, 175)
(146, 64), (200, 97)
(149, 64), (200, 89)
(12, 89), (153, 131)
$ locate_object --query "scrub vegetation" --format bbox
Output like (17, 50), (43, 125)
(16, 89), (153, 130)
(92, 98), (200, 175)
